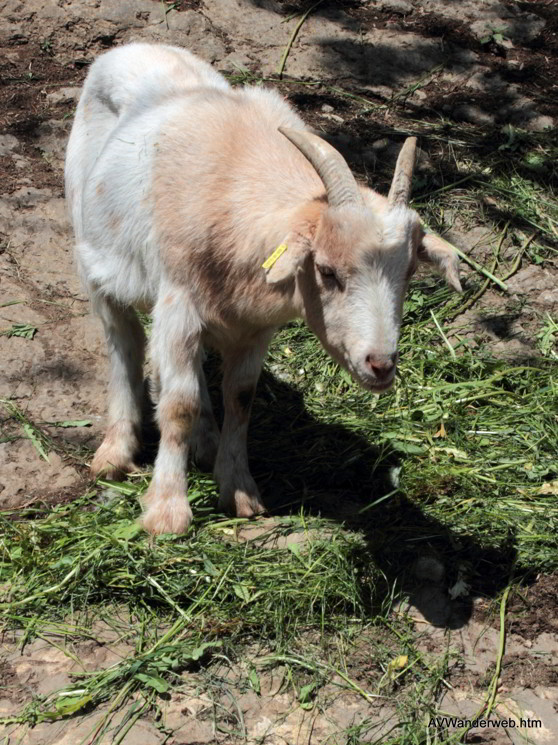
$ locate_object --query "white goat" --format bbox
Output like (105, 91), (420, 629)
(66, 43), (461, 535)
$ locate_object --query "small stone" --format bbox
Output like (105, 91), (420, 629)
(0, 134), (20, 156)
(371, 138), (389, 151)
(321, 104), (334, 113)
(453, 104), (495, 126)
(524, 115), (554, 132)
(539, 288), (558, 307)
(378, 0), (413, 15)
(0, 23), (28, 45)
(323, 113), (344, 123)
(46, 86), (82, 106)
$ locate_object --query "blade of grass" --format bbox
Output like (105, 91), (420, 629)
(429, 310), (456, 360)
(278, 1), (324, 79)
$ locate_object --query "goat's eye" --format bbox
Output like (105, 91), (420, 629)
(317, 264), (334, 277)
(316, 264), (342, 289)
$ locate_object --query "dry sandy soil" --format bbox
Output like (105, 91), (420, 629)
(1, 1), (557, 743)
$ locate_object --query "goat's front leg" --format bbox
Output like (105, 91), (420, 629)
(214, 332), (273, 517)
(141, 291), (202, 535)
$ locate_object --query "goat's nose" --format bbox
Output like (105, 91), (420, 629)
(365, 352), (397, 380)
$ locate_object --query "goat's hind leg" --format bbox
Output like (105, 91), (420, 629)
(214, 332), (272, 518)
(190, 366), (220, 472)
(91, 294), (145, 479)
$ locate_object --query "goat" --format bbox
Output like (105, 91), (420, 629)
(65, 43), (461, 535)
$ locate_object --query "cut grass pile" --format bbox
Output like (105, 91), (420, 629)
(1, 490), (375, 723)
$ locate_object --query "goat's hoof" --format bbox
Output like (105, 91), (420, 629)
(91, 424), (139, 480)
(218, 485), (266, 519)
(140, 491), (193, 535)
(91, 448), (137, 481)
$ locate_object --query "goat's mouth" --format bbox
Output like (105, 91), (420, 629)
(349, 368), (396, 393)
(342, 358), (396, 392)
(365, 377), (395, 393)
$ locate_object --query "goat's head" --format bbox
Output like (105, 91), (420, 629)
(265, 130), (462, 392)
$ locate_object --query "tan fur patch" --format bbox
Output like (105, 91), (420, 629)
(158, 397), (199, 448)
(312, 207), (382, 277)
(294, 198), (325, 239)
(152, 94), (326, 339)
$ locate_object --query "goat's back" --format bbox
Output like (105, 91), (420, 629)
(65, 43), (229, 234)
(82, 43), (229, 118)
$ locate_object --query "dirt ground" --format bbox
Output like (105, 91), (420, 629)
(1, 0), (557, 743)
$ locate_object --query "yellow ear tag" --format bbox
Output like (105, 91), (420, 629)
(262, 243), (288, 271)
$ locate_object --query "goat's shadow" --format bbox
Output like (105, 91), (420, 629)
(249, 369), (516, 629)
(141, 359), (517, 631)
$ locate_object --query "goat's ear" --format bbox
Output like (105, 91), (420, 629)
(418, 232), (462, 292)
(263, 234), (311, 285)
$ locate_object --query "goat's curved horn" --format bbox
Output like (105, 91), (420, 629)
(279, 127), (362, 208)
(387, 137), (417, 207)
